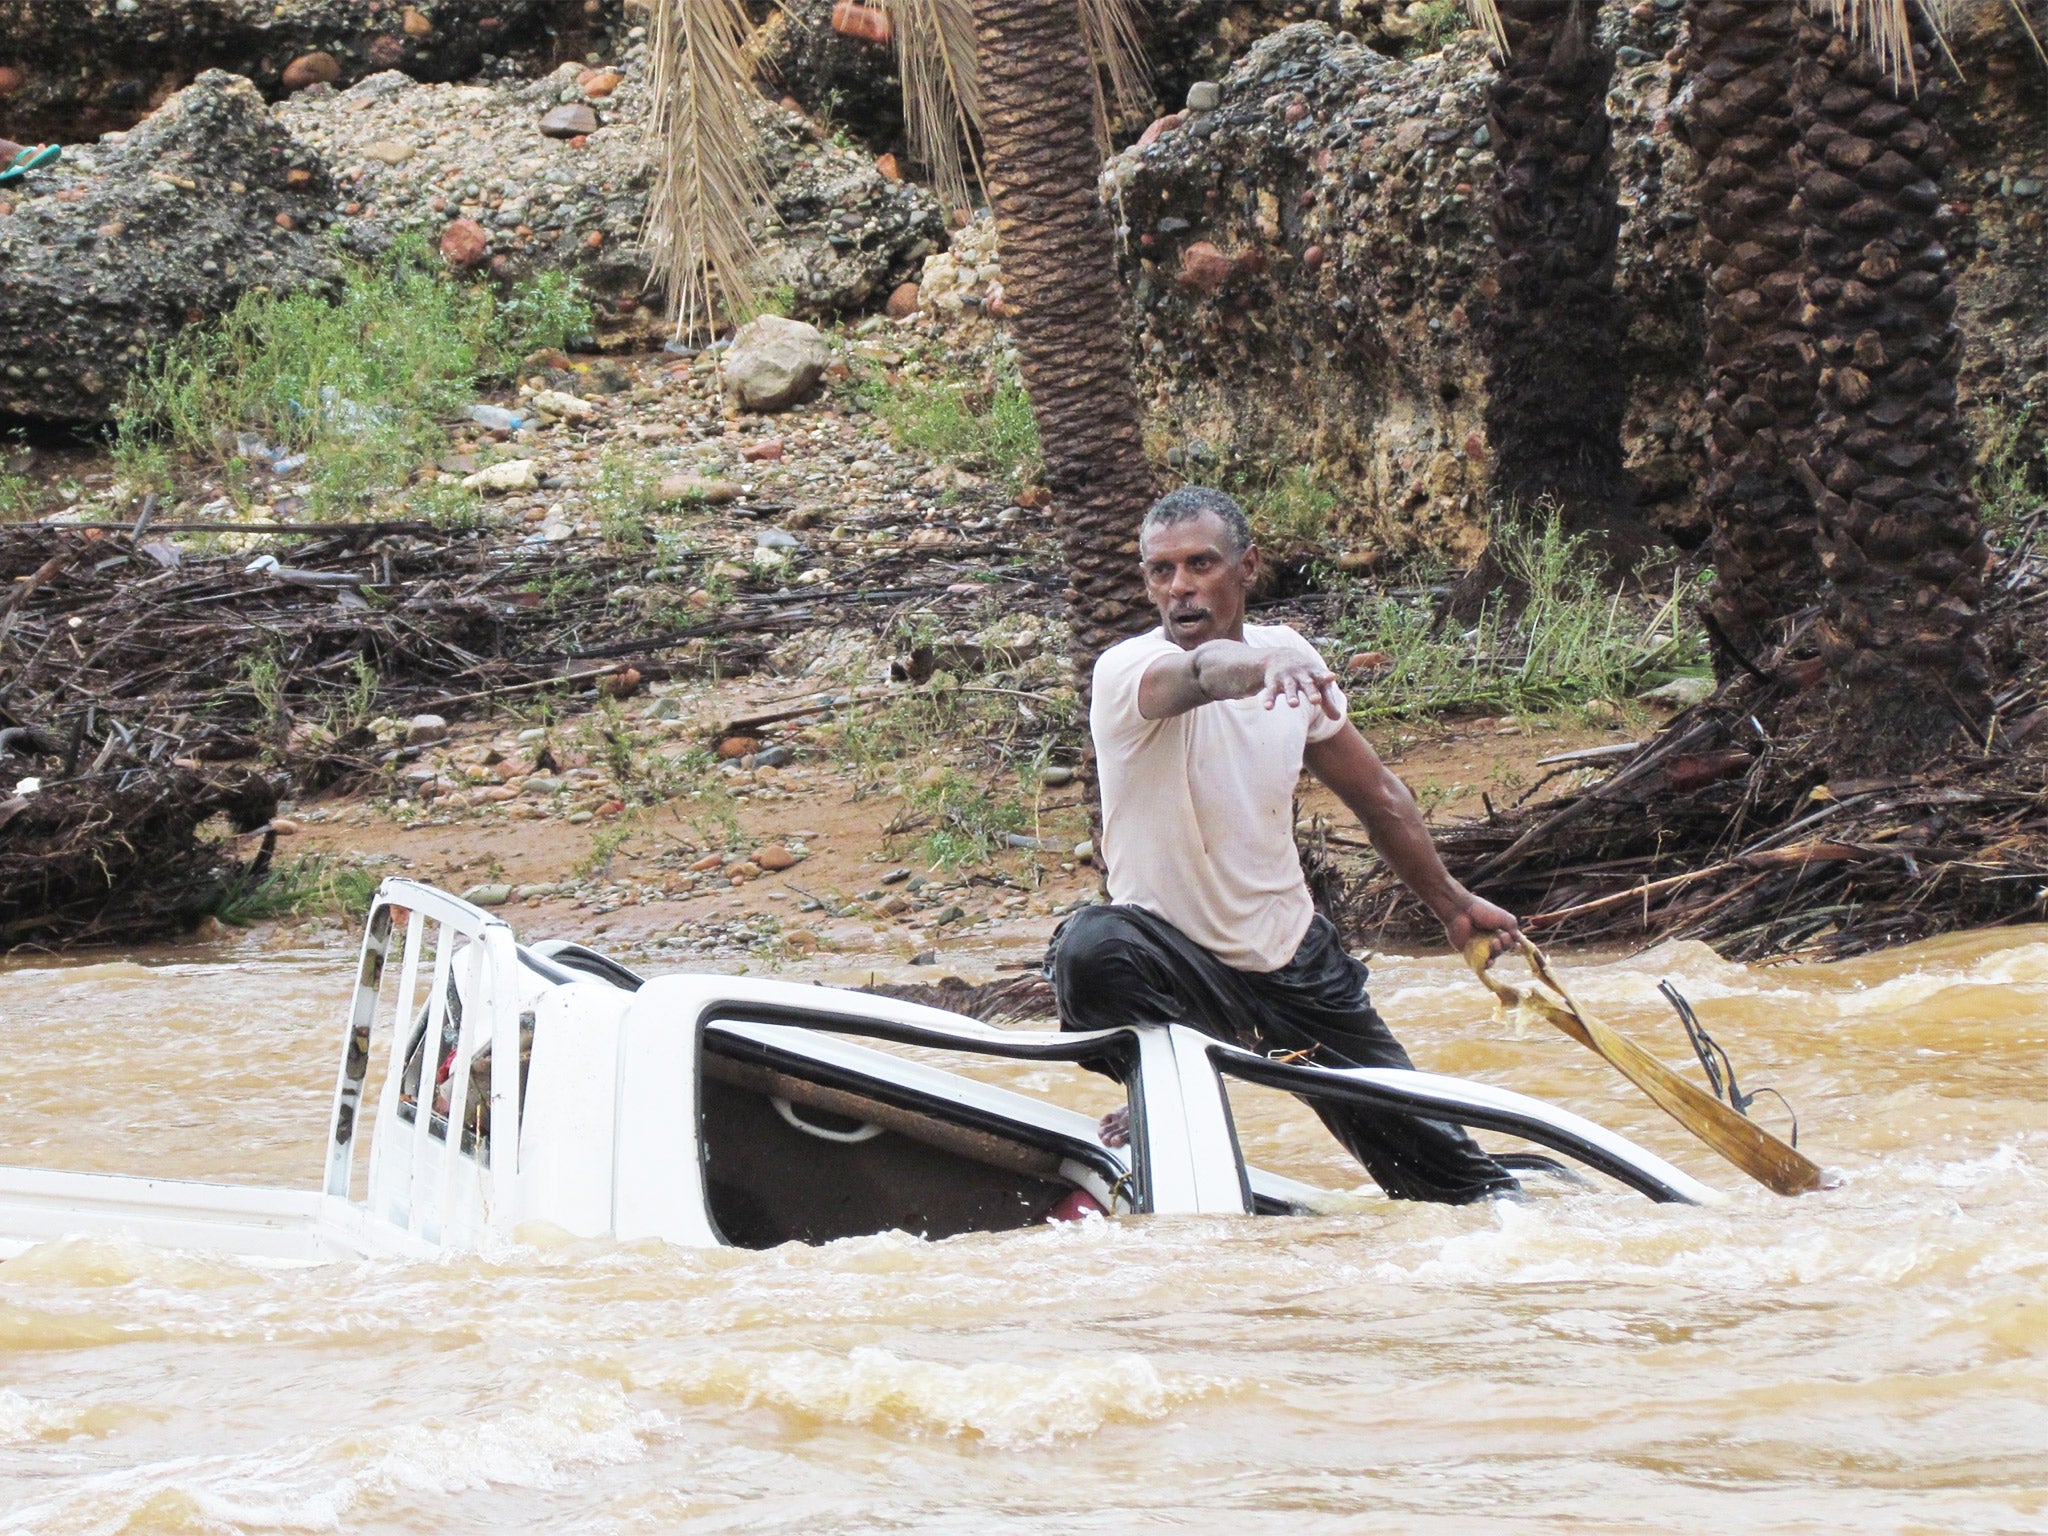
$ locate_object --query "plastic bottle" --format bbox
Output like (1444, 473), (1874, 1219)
(467, 404), (528, 432)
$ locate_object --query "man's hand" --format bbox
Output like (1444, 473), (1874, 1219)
(1253, 650), (1344, 720)
(1441, 893), (1522, 960)
(1098, 1103), (1131, 1148)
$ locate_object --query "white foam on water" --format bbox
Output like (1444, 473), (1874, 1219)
(0, 1378), (660, 1534)
(359, 1378), (659, 1497)
(0, 1388), (88, 1447)
(654, 1345), (1232, 1449)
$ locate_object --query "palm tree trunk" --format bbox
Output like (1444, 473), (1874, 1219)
(972, 0), (1157, 695)
(1683, 0), (1821, 657)
(1789, 7), (1990, 756)
(1481, 0), (1643, 555)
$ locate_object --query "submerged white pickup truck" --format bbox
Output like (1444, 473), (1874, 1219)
(0, 880), (1712, 1262)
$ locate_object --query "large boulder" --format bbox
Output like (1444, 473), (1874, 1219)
(749, 0), (906, 157)
(0, 71), (339, 424)
(0, 0), (610, 144)
(1104, 24), (1505, 562)
(281, 44), (944, 343)
(725, 314), (830, 412)
(1100, 13), (1713, 558)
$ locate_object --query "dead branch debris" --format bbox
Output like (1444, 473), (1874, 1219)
(0, 765), (276, 948)
(1333, 542), (2048, 962)
(0, 517), (1061, 946)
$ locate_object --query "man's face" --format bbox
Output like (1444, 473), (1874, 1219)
(1140, 511), (1257, 650)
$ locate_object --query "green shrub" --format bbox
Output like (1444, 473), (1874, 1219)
(494, 269), (595, 357)
(0, 472), (38, 522)
(212, 853), (380, 925)
(116, 242), (594, 519)
(856, 355), (1041, 487)
(1339, 514), (1707, 721)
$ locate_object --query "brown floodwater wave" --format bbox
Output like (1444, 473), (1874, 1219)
(0, 928), (2044, 1533)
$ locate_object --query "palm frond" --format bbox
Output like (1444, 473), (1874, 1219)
(1076, 0), (1153, 150)
(893, 0), (985, 218)
(1462, 0), (1509, 56)
(646, 0), (772, 342)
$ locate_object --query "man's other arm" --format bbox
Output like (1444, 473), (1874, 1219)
(1137, 640), (1344, 721)
(1303, 723), (1521, 955)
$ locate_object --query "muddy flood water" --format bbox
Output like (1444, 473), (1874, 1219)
(1, 926), (2044, 1533)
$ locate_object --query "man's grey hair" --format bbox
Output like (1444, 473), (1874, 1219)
(1141, 486), (1254, 556)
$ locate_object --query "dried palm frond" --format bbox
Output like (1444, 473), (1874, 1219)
(1461, 0), (1509, 57)
(894, 0), (985, 218)
(1807, 0), (1921, 86)
(646, 0), (772, 341)
(1917, 0), (2048, 70)
(1076, 0), (1153, 150)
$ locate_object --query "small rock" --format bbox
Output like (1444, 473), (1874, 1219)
(577, 68), (624, 99)
(1583, 698), (1626, 726)
(270, 816), (303, 835)
(932, 904), (965, 926)
(1638, 675), (1715, 709)
(463, 883), (513, 907)
(364, 140), (414, 166)
(716, 736), (760, 759)
(1137, 112), (1185, 148)
(540, 103), (600, 139)
(531, 389), (596, 419)
(440, 217), (490, 270)
(880, 867), (912, 885)
(463, 459), (540, 493)
(1040, 764), (1075, 786)
(910, 948), (939, 965)
(1347, 651), (1390, 675)
(885, 280), (922, 319)
(740, 438), (785, 462)
(874, 152), (901, 181)
(1177, 241), (1236, 296)
(1186, 80), (1221, 112)
(755, 527), (800, 550)
(754, 744), (794, 767)
(282, 52), (341, 91)
(755, 844), (800, 871)
(598, 667), (642, 699)
(724, 314), (830, 413)
(657, 475), (740, 504)
(690, 852), (725, 871)
(1073, 839), (1096, 863)
(875, 893), (911, 917)
(406, 713), (449, 745)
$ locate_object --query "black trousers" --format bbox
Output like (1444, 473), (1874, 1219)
(1047, 903), (1518, 1205)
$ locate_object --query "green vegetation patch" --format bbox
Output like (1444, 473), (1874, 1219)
(115, 239), (594, 521)
(854, 347), (1041, 489)
(1338, 515), (1708, 721)
(211, 852), (380, 926)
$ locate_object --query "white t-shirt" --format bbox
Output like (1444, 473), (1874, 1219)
(1090, 624), (1349, 973)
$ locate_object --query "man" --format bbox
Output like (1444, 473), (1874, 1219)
(1048, 486), (1523, 1204)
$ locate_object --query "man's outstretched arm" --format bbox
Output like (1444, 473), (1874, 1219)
(1137, 640), (1345, 721)
(1303, 723), (1521, 955)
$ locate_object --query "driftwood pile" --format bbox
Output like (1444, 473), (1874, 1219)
(0, 765), (276, 948)
(1331, 536), (2048, 961)
(0, 511), (1053, 946)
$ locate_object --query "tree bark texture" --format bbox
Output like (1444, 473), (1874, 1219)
(1481, 0), (1639, 545)
(972, 0), (1157, 695)
(1684, 0), (1822, 656)
(1790, 10), (1990, 751)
